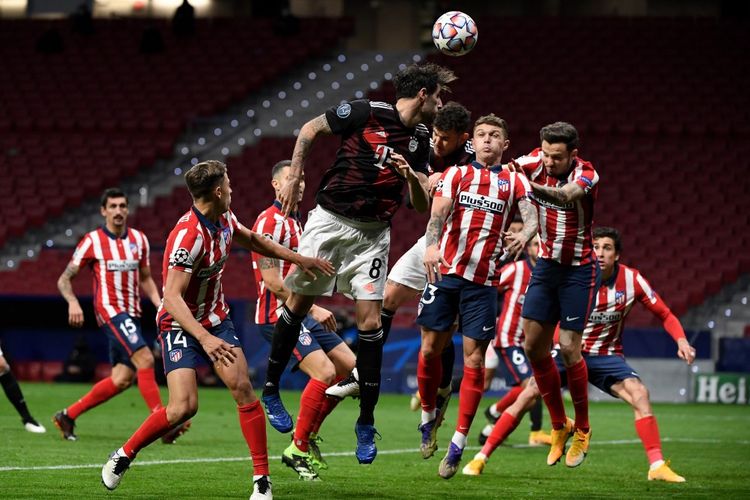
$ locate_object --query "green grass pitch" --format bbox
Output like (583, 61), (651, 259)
(1, 382), (748, 499)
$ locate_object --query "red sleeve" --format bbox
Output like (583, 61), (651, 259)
(434, 166), (461, 200)
(573, 161), (599, 194)
(635, 272), (686, 342)
(166, 226), (204, 274)
(71, 234), (95, 268)
(513, 172), (532, 200)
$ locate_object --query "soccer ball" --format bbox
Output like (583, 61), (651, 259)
(432, 11), (478, 57)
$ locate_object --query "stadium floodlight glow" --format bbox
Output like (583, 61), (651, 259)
(707, 320), (715, 328)
(679, 388), (686, 396)
(742, 296), (747, 305)
(355, 90), (364, 98)
(65, 229), (73, 236)
(301, 99), (309, 108)
(316, 91), (325, 99)
(384, 72), (393, 80)
(285, 109), (294, 117)
(230, 119), (239, 128)
(221, 147), (229, 155)
(262, 100), (271, 108)
(46, 240), (54, 247)
(337, 54), (346, 62)
(323, 63), (332, 72)
(6, 260), (13, 268)
(398, 63), (407, 70)
(269, 119), (278, 127)
(375, 54), (383, 62)
(253, 128), (262, 137)
(308, 72), (317, 80)
(413, 54), (422, 62)
(214, 128), (222, 136)
(238, 137), (246, 146)
(293, 128), (300, 136)
(293, 82), (302, 90)
(370, 81), (379, 89)
(360, 63), (369, 71)
(346, 72), (354, 80)
(27, 249), (34, 257)
(691, 365), (699, 373)
(278, 91), (287, 99)
(197, 137), (206, 146)
(725, 308), (732, 317)
(331, 81), (340, 90)
(191, 157), (199, 165)
(180, 146), (189, 155)
(174, 167), (182, 175)
(246, 109), (255, 118)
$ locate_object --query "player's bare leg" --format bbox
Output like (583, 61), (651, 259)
(353, 298), (383, 464)
(418, 328), (451, 459)
(611, 378), (685, 482)
(558, 327), (591, 467)
(262, 292), (316, 433)
(524, 319), (574, 465)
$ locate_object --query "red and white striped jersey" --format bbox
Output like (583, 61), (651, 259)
(158, 207), (239, 331)
(251, 201), (302, 325)
(515, 148), (599, 266)
(493, 259), (533, 349)
(71, 226), (150, 326)
(583, 263), (671, 356)
(434, 162), (531, 286)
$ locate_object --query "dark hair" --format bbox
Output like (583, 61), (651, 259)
(540, 121), (579, 151)
(272, 160), (291, 179)
(593, 226), (622, 253)
(393, 63), (456, 100)
(185, 160), (227, 199)
(474, 113), (510, 139)
(100, 188), (127, 208)
(433, 102), (471, 134)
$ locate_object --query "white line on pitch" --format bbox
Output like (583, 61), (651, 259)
(1, 437), (747, 473)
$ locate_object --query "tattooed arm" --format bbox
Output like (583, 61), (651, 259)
(280, 114), (333, 216)
(57, 263), (85, 327)
(423, 196), (452, 283)
(530, 181), (585, 204)
(503, 198), (539, 261)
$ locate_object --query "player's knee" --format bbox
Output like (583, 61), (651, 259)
(111, 374), (133, 390)
(167, 403), (197, 424)
(420, 342), (440, 360)
(559, 343), (582, 365)
(358, 317), (381, 332)
(0, 358), (9, 374)
(314, 362), (337, 385)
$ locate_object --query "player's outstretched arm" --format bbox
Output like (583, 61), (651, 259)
(57, 263), (84, 328)
(282, 114), (333, 217)
(139, 265), (162, 309)
(235, 225), (335, 279)
(162, 268), (236, 367)
(503, 198), (539, 261)
(423, 196), (451, 283)
(639, 283), (696, 365)
(530, 181), (585, 204)
(389, 152), (429, 212)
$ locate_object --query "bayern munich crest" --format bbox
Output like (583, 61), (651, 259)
(408, 137), (418, 152)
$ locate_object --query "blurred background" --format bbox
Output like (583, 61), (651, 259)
(0, 0), (748, 405)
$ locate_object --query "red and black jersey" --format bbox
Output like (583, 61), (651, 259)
(317, 100), (431, 222)
(428, 139), (475, 174)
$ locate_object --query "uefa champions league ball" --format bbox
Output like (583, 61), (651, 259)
(432, 11), (478, 57)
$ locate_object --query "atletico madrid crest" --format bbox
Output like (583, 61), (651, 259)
(615, 290), (626, 305)
(169, 349), (183, 362)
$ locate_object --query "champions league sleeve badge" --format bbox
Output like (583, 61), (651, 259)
(336, 102), (351, 118)
(170, 247), (193, 267)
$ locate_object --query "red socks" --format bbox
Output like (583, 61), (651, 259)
(455, 366), (484, 436)
(238, 400), (269, 476)
(635, 415), (663, 465)
(137, 368), (164, 413)
(67, 377), (121, 420)
(293, 379), (328, 452)
(417, 351), (442, 412)
(566, 358), (590, 432)
(530, 355), (567, 429)
(481, 412), (521, 457)
(123, 407), (171, 458)
(312, 389), (341, 435)
(494, 386), (523, 414)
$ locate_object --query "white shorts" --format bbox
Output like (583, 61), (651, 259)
(485, 342), (499, 370)
(387, 235), (427, 291)
(285, 205), (390, 300)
